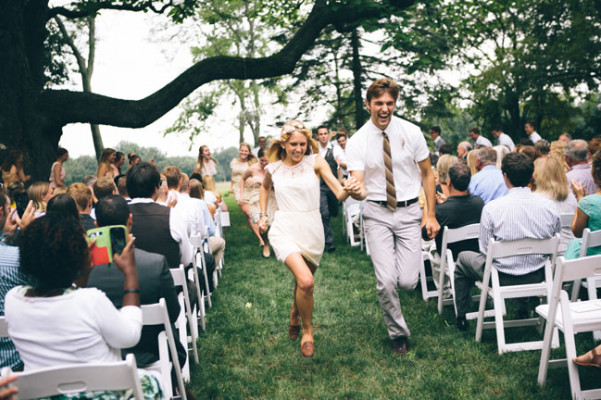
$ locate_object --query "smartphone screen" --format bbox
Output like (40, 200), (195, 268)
(110, 227), (126, 255)
(14, 192), (28, 219)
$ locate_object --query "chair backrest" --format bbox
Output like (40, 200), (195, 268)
(487, 235), (560, 260)
(0, 316), (8, 338)
(0, 354), (143, 400)
(578, 228), (601, 258)
(557, 255), (601, 284)
(171, 264), (187, 287)
(559, 213), (574, 228)
(441, 223), (480, 252)
(190, 234), (203, 249)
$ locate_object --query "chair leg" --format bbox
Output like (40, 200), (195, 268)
(493, 293), (507, 354)
(564, 325), (583, 399)
(537, 320), (556, 386)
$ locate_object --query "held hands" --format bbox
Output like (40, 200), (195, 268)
(342, 176), (361, 196)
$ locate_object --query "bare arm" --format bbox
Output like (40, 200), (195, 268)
(258, 170), (273, 233)
(315, 156), (350, 201)
(571, 206), (590, 238)
(418, 158), (440, 239)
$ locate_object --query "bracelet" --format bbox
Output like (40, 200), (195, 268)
(123, 288), (140, 295)
(259, 212), (268, 218)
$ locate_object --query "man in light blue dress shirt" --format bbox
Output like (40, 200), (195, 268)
(468, 148), (508, 204)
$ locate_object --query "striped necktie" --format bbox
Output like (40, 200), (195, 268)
(382, 131), (396, 211)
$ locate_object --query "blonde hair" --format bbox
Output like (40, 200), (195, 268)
(27, 181), (51, 211)
(202, 175), (216, 192)
(466, 150), (478, 176)
(266, 120), (319, 163)
(67, 182), (92, 211)
(436, 155), (459, 185)
(550, 140), (568, 172)
(493, 145), (510, 169)
(240, 142), (258, 166)
(533, 157), (569, 201)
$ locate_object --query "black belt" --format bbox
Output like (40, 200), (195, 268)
(369, 198), (418, 208)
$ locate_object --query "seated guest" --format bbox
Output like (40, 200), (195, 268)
(435, 155), (459, 202)
(46, 193), (80, 221)
(115, 174), (131, 201)
(457, 141), (473, 160)
(93, 176), (118, 201)
(4, 215), (162, 397)
(468, 147), (508, 204)
(565, 139), (599, 196)
(180, 174), (225, 267)
(533, 157), (577, 254)
(27, 181), (53, 217)
(454, 153), (560, 331)
(0, 189), (34, 371)
(422, 163), (484, 298)
(126, 162), (193, 269)
(87, 195), (186, 370)
(67, 182), (96, 231)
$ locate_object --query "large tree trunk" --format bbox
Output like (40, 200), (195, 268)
(0, 1), (59, 182)
(350, 28), (365, 130)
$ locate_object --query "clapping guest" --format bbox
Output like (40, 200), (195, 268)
(1, 150), (30, 186)
(27, 181), (53, 217)
(565, 150), (601, 260)
(49, 147), (69, 189)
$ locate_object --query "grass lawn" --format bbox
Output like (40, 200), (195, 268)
(188, 195), (599, 399)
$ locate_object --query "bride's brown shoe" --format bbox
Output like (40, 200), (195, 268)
(300, 341), (314, 357)
(574, 347), (601, 368)
(288, 325), (301, 340)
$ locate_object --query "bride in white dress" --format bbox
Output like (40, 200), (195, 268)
(258, 120), (359, 357)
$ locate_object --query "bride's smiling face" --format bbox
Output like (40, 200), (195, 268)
(283, 132), (308, 163)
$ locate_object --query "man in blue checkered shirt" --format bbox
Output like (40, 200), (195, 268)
(0, 189), (35, 371)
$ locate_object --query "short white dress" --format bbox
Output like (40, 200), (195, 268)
(267, 154), (324, 266)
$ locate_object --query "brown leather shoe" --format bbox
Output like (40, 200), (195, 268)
(391, 336), (409, 356)
(301, 341), (314, 357)
(289, 325), (301, 340)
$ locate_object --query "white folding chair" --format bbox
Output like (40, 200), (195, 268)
(474, 235), (561, 354)
(437, 223), (481, 314)
(560, 213), (575, 229)
(343, 199), (363, 247)
(0, 354), (143, 400)
(570, 228), (601, 341)
(0, 316), (8, 337)
(418, 249), (437, 301)
(191, 235), (213, 310)
(141, 299), (187, 400)
(537, 255), (601, 400)
(170, 265), (199, 381)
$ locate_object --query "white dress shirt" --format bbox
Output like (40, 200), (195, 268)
(346, 116), (429, 201)
(529, 131), (542, 143)
(475, 135), (493, 147)
(497, 132), (515, 151)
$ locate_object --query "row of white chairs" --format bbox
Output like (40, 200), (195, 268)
(419, 217), (601, 399)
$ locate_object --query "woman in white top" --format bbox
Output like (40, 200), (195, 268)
(258, 120), (359, 357)
(49, 147), (68, 189)
(533, 156), (577, 254)
(4, 215), (162, 399)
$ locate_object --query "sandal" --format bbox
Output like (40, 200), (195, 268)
(573, 347), (601, 368)
(288, 325), (301, 340)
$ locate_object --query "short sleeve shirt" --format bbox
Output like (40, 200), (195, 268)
(346, 116), (429, 201)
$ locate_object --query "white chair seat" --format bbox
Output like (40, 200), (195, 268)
(536, 299), (601, 334)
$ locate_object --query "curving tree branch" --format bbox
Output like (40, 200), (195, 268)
(40, 0), (416, 129)
(48, 0), (174, 20)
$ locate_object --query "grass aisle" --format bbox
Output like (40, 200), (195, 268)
(189, 195), (597, 399)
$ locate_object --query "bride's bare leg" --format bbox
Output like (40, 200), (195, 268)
(284, 253), (315, 354)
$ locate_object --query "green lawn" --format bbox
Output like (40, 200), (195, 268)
(188, 195), (598, 399)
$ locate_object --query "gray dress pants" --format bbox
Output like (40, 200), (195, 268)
(362, 201), (422, 339)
